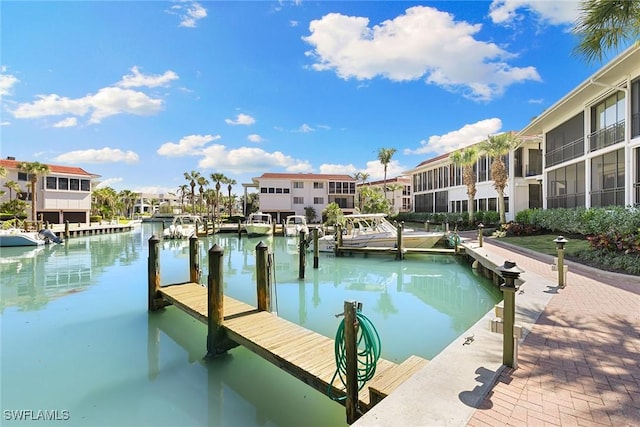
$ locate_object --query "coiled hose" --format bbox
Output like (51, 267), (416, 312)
(327, 309), (381, 401)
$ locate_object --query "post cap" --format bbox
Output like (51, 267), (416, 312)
(553, 236), (568, 244)
(478, 223), (484, 228)
(498, 260), (524, 277)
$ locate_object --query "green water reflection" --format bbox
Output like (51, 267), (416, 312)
(1, 224), (500, 427)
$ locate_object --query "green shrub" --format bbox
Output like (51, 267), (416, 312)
(90, 215), (102, 223)
(483, 211), (499, 225)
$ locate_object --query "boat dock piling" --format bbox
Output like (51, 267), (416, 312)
(147, 235), (429, 424)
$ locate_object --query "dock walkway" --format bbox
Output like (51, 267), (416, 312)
(156, 281), (427, 413)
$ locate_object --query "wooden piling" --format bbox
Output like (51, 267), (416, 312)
(206, 244), (226, 357)
(298, 231), (306, 279)
(256, 241), (271, 312)
(336, 224), (343, 256)
(238, 219), (242, 237)
(344, 300), (360, 424)
(395, 222), (403, 260)
(189, 235), (200, 283)
(148, 235), (161, 311)
(64, 220), (70, 240)
(313, 228), (319, 269)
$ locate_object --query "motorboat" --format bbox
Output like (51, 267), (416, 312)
(162, 215), (202, 239)
(284, 215), (309, 237)
(317, 213), (445, 252)
(244, 212), (273, 236)
(0, 228), (63, 247)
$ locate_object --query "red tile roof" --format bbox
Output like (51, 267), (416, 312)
(0, 159), (99, 178)
(256, 172), (355, 181)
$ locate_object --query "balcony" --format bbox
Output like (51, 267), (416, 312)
(633, 113), (640, 139)
(545, 137), (584, 168)
(588, 121), (625, 152)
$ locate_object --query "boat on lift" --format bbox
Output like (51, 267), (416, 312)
(0, 228), (63, 247)
(317, 213), (445, 252)
(162, 215), (203, 239)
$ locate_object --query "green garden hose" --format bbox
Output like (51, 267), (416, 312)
(327, 309), (381, 401)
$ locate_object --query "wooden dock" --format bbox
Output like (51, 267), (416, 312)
(148, 237), (428, 423)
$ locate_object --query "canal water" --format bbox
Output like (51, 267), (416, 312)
(1, 223), (501, 427)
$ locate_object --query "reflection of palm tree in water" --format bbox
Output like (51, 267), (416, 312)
(374, 290), (398, 320)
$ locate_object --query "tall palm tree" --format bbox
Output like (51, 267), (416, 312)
(197, 176), (209, 215)
(480, 133), (519, 224)
(17, 161), (51, 222)
(118, 189), (137, 218)
(184, 170), (201, 213)
(450, 147), (478, 225)
(209, 173), (227, 218)
(353, 171), (370, 211)
(377, 148), (396, 199)
(226, 178), (236, 216)
(177, 184), (189, 213)
(0, 165), (6, 178)
(93, 187), (118, 218)
(3, 180), (20, 201)
(573, 0), (640, 63)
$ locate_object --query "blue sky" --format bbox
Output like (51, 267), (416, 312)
(1, 1), (607, 196)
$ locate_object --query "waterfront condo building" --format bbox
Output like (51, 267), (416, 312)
(0, 157), (100, 224)
(407, 44), (639, 220)
(249, 173), (357, 223)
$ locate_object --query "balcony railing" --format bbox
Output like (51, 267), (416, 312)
(590, 188), (625, 207)
(588, 121), (625, 152)
(546, 193), (585, 209)
(545, 137), (584, 168)
(633, 113), (640, 139)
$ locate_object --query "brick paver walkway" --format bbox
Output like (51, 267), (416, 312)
(467, 240), (640, 426)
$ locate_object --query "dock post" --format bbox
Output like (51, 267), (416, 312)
(395, 222), (404, 260)
(189, 235), (201, 283)
(344, 300), (360, 424)
(237, 219), (242, 237)
(336, 224), (343, 257)
(256, 241), (271, 312)
(148, 235), (161, 311)
(64, 220), (70, 240)
(298, 231), (306, 279)
(313, 228), (319, 269)
(206, 244), (225, 357)
(203, 218), (208, 236)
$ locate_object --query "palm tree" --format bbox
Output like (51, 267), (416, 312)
(118, 189), (137, 218)
(0, 165), (6, 178)
(450, 147), (479, 225)
(209, 173), (227, 218)
(226, 178), (237, 216)
(3, 180), (20, 201)
(177, 184), (189, 213)
(377, 148), (396, 199)
(17, 161), (51, 223)
(184, 170), (201, 213)
(353, 171), (370, 211)
(197, 176), (209, 215)
(93, 187), (118, 218)
(480, 133), (519, 224)
(572, 0), (640, 63)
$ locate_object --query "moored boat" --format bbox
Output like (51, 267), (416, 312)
(317, 213), (445, 252)
(244, 212), (273, 236)
(162, 215), (202, 239)
(0, 228), (62, 247)
(284, 215), (309, 237)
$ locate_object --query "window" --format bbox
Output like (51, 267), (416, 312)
(58, 178), (68, 190)
(589, 91), (626, 151)
(293, 181), (304, 189)
(81, 180), (90, 191)
(268, 187), (275, 193)
(46, 176), (57, 190)
(313, 197), (324, 204)
(70, 179), (80, 191)
(313, 182), (323, 189)
(293, 197), (304, 204)
(18, 172), (28, 182)
(632, 78), (640, 138)
(591, 148), (625, 207)
(547, 162), (586, 208)
(546, 113), (585, 167)
(260, 187), (267, 193)
(283, 188), (290, 194)
(276, 188), (283, 194)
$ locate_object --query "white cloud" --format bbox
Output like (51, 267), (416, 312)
(199, 145), (312, 173)
(1, 121), (10, 126)
(53, 117), (78, 128)
(116, 66), (179, 88)
(225, 113), (256, 126)
(168, 1), (207, 28)
(489, 0), (579, 26)
(528, 98), (543, 104)
(404, 118), (503, 156)
(157, 134), (221, 157)
(319, 163), (358, 176)
(95, 177), (123, 189)
(247, 134), (264, 143)
(318, 159), (405, 181)
(297, 123), (314, 133)
(53, 147), (139, 164)
(290, 20), (299, 27)
(303, 6), (541, 101)
(0, 67), (19, 96)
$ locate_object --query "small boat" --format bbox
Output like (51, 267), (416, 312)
(284, 215), (309, 237)
(244, 212), (273, 236)
(0, 228), (62, 247)
(162, 215), (202, 239)
(317, 213), (445, 252)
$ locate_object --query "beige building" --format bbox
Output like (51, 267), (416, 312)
(0, 157), (100, 224)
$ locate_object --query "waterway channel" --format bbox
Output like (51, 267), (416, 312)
(1, 223), (501, 426)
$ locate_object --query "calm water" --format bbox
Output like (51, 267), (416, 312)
(1, 224), (501, 427)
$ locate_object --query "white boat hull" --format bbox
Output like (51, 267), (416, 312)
(244, 224), (273, 236)
(317, 232), (443, 253)
(0, 229), (46, 247)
